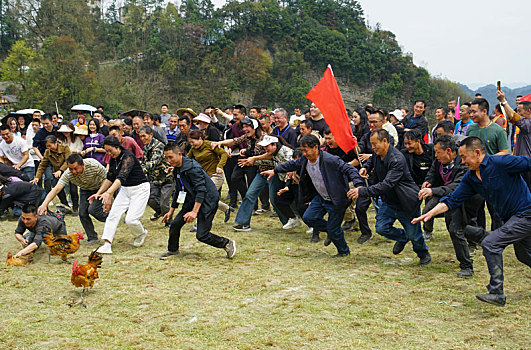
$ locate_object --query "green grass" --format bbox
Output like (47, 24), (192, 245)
(1, 204), (530, 349)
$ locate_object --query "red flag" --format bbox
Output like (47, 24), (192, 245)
(305, 65), (357, 153)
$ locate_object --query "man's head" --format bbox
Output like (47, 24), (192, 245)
(367, 108), (385, 131)
(0, 124), (13, 143)
(32, 111), (41, 120)
(31, 118), (41, 133)
(258, 115), (271, 131)
(132, 116), (144, 132)
(369, 129), (390, 158)
(21, 204), (38, 228)
(233, 104), (246, 122)
(436, 120), (455, 137)
(249, 107), (259, 118)
(50, 112), (58, 126)
(516, 95), (522, 104)
(108, 125), (123, 141)
(413, 100), (426, 117)
(299, 119), (313, 137)
(299, 134), (320, 162)
(178, 115), (192, 136)
(143, 113), (155, 127)
(323, 128), (337, 148)
(66, 153), (85, 176)
(273, 108), (288, 128)
(448, 100), (457, 109)
(403, 131), (422, 154)
(309, 103), (321, 118)
(138, 125), (154, 145)
(459, 102), (471, 122)
(433, 134), (456, 165)
(294, 108), (301, 116)
(41, 114), (54, 132)
(123, 118), (133, 134)
(260, 106), (268, 115)
(475, 93), (483, 99)
(164, 142), (183, 167)
(93, 111), (105, 125)
(470, 98), (489, 124)
(161, 104), (169, 115)
(435, 107), (447, 122)
(169, 114), (179, 130)
(517, 101), (531, 118)
(459, 136), (486, 171)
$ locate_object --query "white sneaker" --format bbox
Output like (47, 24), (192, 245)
(133, 230), (147, 247)
(306, 227), (314, 234)
(283, 218), (301, 230)
(95, 243), (113, 254)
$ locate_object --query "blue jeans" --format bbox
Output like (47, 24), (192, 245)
(375, 201), (429, 258)
(21, 166), (35, 180)
(235, 173), (287, 226)
(302, 195), (349, 255)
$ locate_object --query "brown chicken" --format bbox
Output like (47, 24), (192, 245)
(43, 231), (84, 262)
(6, 252), (34, 266)
(71, 251), (103, 295)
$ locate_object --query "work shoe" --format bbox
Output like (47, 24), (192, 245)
(224, 240), (237, 259)
(423, 231), (433, 241)
(393, 241), (407, 255)
(283, 218), (301, 230)
(332, 252), (350, 258)
(457, 268), (474, 279)
(323, 234), (332, 246)
(357, 233), (372, 244)
(419, 252), (432, 265)
(311, 231), (320, 243)
(159, 250), (179, 260)
(224, 209), (231, 223)
(254, 208), (270, 215)
(86, 238), (100, 245)
(95, 243), (113, 254)
(476, 293), (506, 307)
(464, 225), (488, 245)
(341, 219), (356, 231)
(150, 212), (161, 221)
(233, 224), (251, 232)
(133, 230), (147, 247)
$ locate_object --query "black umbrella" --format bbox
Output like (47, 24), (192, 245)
(1, 112), (33, 129)
(122, 109), (148, 117)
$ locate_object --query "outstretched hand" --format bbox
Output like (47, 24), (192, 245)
(260, 170), (275, 180)
(411, 213), (432, 225)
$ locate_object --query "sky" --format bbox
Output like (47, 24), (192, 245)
(208, 0), (531, 89)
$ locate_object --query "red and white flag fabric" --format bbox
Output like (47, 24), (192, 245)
(305, 65), (357, 153)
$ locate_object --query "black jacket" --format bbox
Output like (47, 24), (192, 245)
(0, 181), (44, 211)
(171, 156), (219, 215)
(275, 150), (364, 212)
(359, 145), (421, 216)
(0, 163), (29, 181)
(424, 154), (468, 197)
(401, 143), (434, 186)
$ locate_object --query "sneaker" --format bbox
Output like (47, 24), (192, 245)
(476, 293), (506, 307)
(224, 240), (237, 259)
(56, 203), (73, 214)
(159, 250), (179, 260)
(323, 234), (332, 246)
(332, 252), (350, 258)
(224, 209), (231, 223)
(95, 243), (113, 254)
(457, 268), (474, 279)
(341, 219), (356, 231)
(269, 212), (278, 217)
(254, 208), (269, 215)
(419, 252), (431, 265)
(393, 241), (407, 255)
(306, 227), (314, 234)
(133, 230), (147, 247)
(86, 238), (100, 245)
(423, 231), (433, 241)
(311, 231), (320, 243)
(150, 212), (161, 221)
(233, 224), (251, 232)
(357, 233), (372, 244)
(282, 218), (301, 230)
(190, 225), (197, 232)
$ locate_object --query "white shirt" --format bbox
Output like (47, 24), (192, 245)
(25, 127), (40, 161)
(0, 135), (35, 168)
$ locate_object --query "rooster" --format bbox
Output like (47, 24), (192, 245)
(6, 252), (34, 266)
(43, 231), (84, 262)
(71, 251), (103, 295)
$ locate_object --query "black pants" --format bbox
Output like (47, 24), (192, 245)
(355, 196), (372, 236)
(79, 189), (108, 241)
(231, 164), (268, 210)
(168, 202), (229, 252)
(224, 156), (239, 208)
(274, 184), (307, 219)
(444, 195), (482, 270)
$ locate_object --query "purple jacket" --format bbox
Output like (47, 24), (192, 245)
(84, 133), (106, 165)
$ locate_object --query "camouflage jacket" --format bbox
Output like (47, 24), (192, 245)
(142, 138), (173, 185)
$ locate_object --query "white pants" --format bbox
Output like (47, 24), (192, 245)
(102, 182), (150, 243)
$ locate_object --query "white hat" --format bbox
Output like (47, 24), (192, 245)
(57, 124), (73, 133)
(258, 135), (279, 147)
(390, 109), (404, 121)
(193, 113), (211, 124)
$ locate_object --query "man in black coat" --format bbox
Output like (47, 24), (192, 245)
(160, 142), (236, 259)
(0, 180), (44, 216)
(349, 129), (431, 265)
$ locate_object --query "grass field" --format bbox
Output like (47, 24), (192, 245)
(1, 203), (530, 349)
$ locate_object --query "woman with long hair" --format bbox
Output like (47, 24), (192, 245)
(82, 119), (106, 165)
(6, 117), (21, 138)
(352, 108), (370, 140)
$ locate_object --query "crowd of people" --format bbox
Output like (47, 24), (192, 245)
(1, 91), (530, 307)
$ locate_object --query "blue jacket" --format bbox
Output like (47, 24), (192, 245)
(275, 150), (364, 212)
(442, 154), (531, 221)
(171, 156), (219, 214)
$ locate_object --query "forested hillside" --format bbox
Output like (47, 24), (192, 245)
(0, 0), (469, 116)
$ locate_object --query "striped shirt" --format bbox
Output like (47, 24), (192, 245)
(58, 158), (107, 191)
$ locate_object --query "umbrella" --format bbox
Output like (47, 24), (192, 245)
(71, 104), (97, 113)
(2, 112), (34, 128)
(16, 108), (45, 115)
(122, 109), (148, 117)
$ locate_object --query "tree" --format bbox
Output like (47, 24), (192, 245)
(0, 40), (36, 92)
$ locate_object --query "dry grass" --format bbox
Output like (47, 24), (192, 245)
(1, 204), (530, 349)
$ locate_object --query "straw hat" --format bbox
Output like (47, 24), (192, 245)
(74, 125), (89, 136)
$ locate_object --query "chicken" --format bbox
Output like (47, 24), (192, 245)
(43, 231), (84, 262)
(6, 252), (34, 266)
(71, 251), (103, 295)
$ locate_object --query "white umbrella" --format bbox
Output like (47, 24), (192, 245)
(16, 108), (45, 115)
(71, 104), (97, 112)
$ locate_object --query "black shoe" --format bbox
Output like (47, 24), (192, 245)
(423, 231), (433, 241)
(311, 231), (320, 243)
(357, 233), (372, 244)
(332, 252), (350, 258)
(476, 293), (506, 307)
(269, 211), (278, 217)
(457, 268), (474, 279)
(224, 209), (231, 223)
(150, 212), (161, 221)
(233, 224), (251, 232)
(393, 241), (407, 255)
(323, 234), (332, 246)
(341, 219), (356, 231)
(464, 225), (488, 245)
(419, 252), (431, 265)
